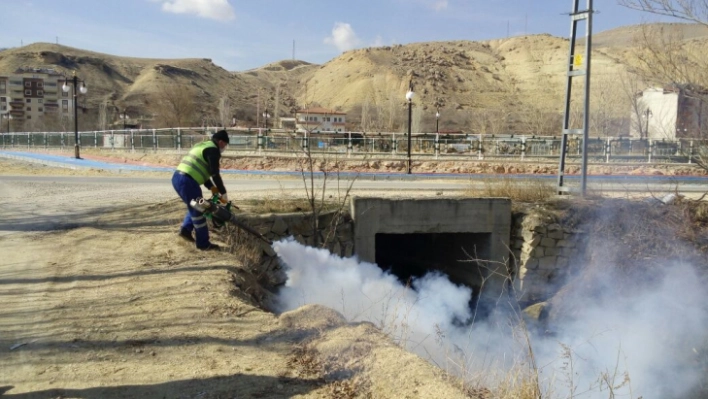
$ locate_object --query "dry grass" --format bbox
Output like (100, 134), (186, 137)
(464, 177), (556, 202)
(241, 195), (343, 214)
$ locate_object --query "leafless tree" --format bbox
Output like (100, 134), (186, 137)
(98, 100), (108, 131)
(148, 83), (197, 128)
(619, 0), (708, 24)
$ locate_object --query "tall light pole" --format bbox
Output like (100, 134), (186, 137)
(2, 114), (11, 133)
(2, 114), (11, 147)
(643, 108), (652, 139)
(62, 71), (87, 159)
(406, 81), (414, 174)
(120, 109), (129, 130)
(435, 109), (440, 134)
(262, 110), (270, 130)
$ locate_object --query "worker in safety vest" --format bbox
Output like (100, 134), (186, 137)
(171, 130), (230, 250)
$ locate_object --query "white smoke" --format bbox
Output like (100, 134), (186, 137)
(273, 238), (708, 398)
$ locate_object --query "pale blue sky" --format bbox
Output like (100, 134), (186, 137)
(1, 0), (672, 71)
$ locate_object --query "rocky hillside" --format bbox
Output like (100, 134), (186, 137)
(1, 23), (707, 132)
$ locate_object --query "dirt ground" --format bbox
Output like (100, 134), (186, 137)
(0, 159), (473, 399)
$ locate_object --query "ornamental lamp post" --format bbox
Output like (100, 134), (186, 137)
(406, 82), (414, 174)
(62, 71), (87, 159)
(642, 108), (652, 140)
(119, 109), (129, 130)
(3, 114), (11, 133)
(435, 109), (440, 134)
(2, 114), (11, 147)
(262, 110), (270, 130)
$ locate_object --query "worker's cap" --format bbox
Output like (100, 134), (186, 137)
(212, 130), (230, 144)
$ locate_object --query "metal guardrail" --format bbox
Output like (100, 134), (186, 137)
(0, 128), (705, 164)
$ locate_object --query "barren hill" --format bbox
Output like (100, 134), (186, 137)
(2, 23), (708, 132)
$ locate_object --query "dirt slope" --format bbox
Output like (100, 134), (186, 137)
(0, 160), (473, 398)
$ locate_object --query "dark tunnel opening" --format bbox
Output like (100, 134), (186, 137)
(374, 232), (493, 317)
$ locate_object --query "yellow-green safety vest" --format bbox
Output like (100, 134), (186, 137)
(176, 141), (216, 185)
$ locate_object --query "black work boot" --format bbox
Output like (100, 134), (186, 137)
(198, 243), (221, 251)
(178, 228), (195, 242)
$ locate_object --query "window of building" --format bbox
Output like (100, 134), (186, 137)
(38, 107), (43, 112)
(37, 82), (43, 88)
(38, 99), (43, 104)
(26, 115), (31, 119)
(0, 81), (5, 94)
(25, 90), (31, 96)
(25, 82), (31, 87)
(26, 107), (31, 111)
(62, 100), (69, 111)
(62, 91), (68, 97)
(37, 90), (43, 96)
(26, 98), (31, 103)
(0, 96), (5, 102)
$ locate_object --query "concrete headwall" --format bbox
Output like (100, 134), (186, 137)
(351, 197), (512, 300)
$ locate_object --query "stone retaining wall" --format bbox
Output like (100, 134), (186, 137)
(234, 210), (354, 288)
(235, 205), (585, 307)
(510, 209), (587, 304)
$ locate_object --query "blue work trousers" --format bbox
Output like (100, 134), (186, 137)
(171, 171), (210, 248)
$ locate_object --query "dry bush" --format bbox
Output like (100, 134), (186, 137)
(465, 177), (556, 202)
(286, 343), (324, 379)
(327, 379), (360, 399)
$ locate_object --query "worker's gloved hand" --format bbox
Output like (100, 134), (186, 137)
(219, 193), (229, 204)
(210, 186), (219, 196)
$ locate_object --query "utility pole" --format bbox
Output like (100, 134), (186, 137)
(557, 0), (594, 197)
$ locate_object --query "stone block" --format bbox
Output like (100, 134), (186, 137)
(547, 223), (562, 231)
(556, 240), (574, 248)
(532, 226), (547, 234)
(524, 258), (539, 270)
(538, 256), (557, 270)
(295, 234), (307, 245)
(548, 230), (564, 239)
(332, 241), (342, 257)
(344, 242), (354, 257)
(544, 247), (560, 257)
(271, 217), (288, 235)
(533, 247), (545, 257)
(540, 237), (556, 248)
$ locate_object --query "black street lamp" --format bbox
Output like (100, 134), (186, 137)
(262, 110), (270, 130)
(435, 109), (440, 134)
(62, 71), (88, 159)
(2, 114), (11, 133)
(643, 108), (652, 139)
(119, 109), (129, 130)
(406, 81), (414, 174)
(1, 114), (11, 147)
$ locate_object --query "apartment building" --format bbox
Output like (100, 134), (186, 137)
(295, 107), (347, 132)
(0, 67), (76, 128)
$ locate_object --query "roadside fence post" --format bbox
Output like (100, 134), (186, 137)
(688, 140), (694, 164)
(130, 130), (135, 152)
(152, 129), (157, 151)
(605, 136), (611, 163)
(648, 139), (653, 163)
(521, 135), (527, 161)
(478, 134), (483, 160)
(347, 131), (352, 158)
(434, 132), (440, 159)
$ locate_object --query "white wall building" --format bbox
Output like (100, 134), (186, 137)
(295, 107), (346, 132)
(631, 85), (705, 140)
